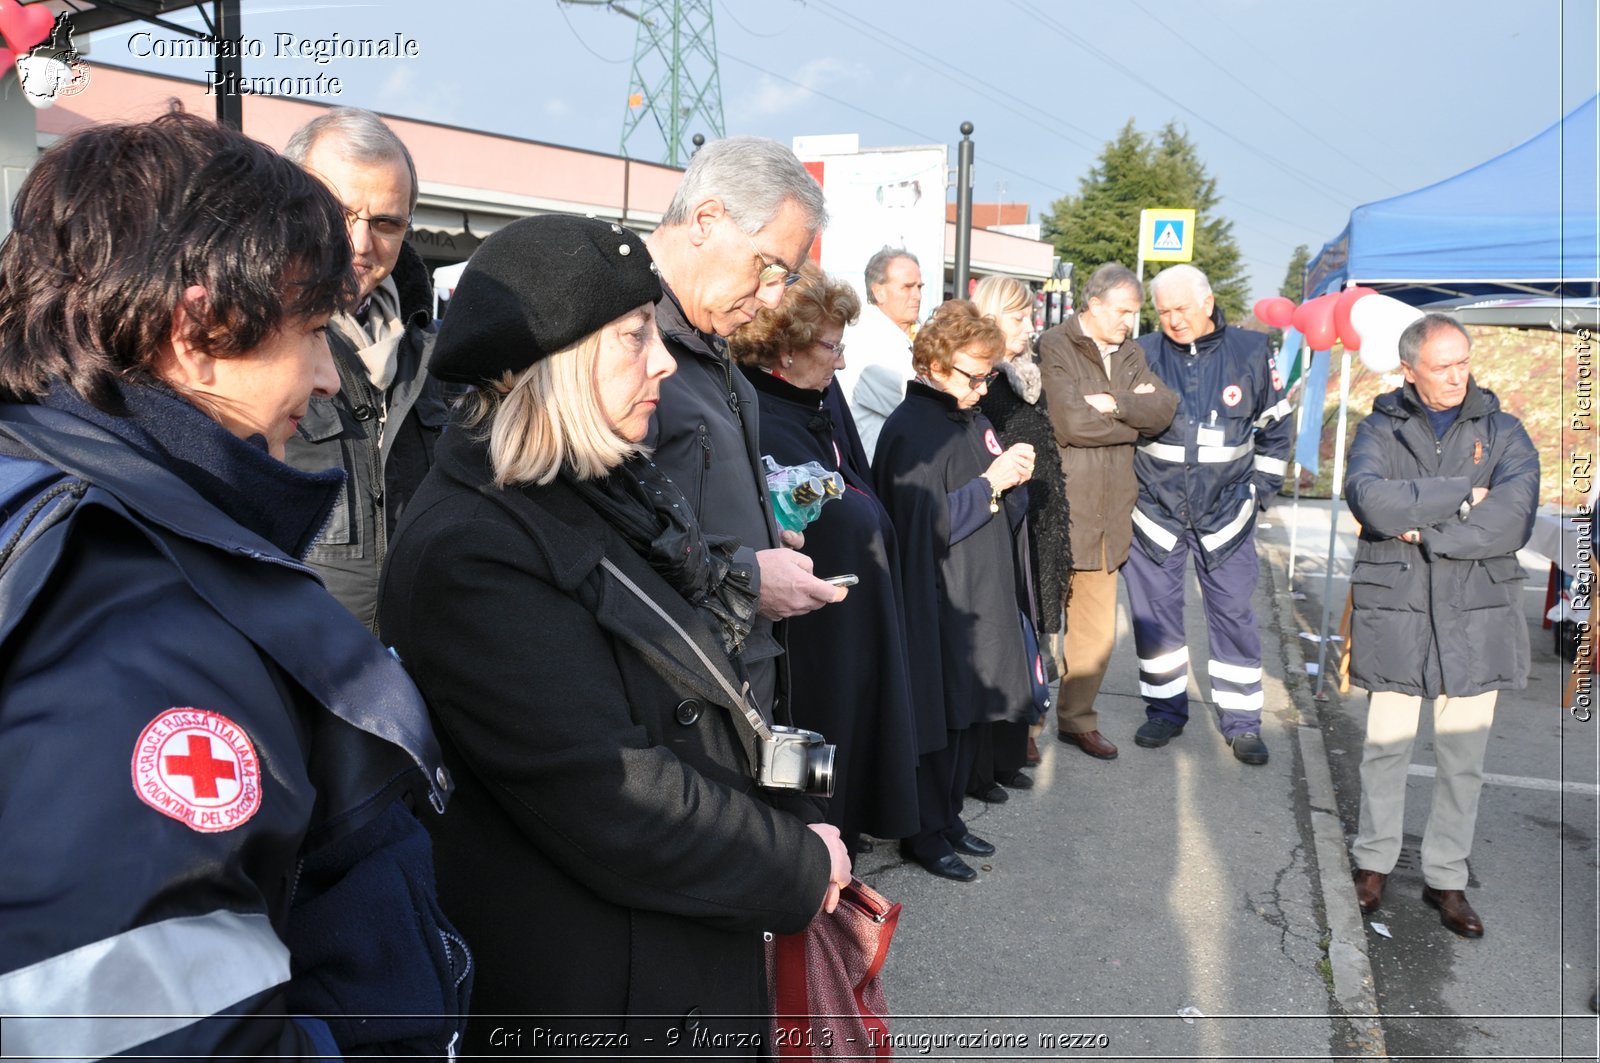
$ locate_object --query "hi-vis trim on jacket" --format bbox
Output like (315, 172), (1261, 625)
(1134, 308), (1292, 568)
(0, 910), (290, 1059)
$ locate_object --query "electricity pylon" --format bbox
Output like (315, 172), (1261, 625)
(619, 0), (725, 166)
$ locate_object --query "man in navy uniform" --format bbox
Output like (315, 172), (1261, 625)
(1126, 264), (1292, 765)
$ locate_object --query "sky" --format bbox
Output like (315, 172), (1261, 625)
(88, 0), (1599, 302)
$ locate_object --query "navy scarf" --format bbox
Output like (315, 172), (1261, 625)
(39, 378), (343, 559)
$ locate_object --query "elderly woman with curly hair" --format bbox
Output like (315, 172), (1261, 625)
(730, 263), (919, 858)
(379, 215), (849, 1054)
(872, 299), (1037, 882)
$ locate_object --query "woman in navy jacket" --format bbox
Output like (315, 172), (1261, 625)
(0, 110), (467, 1059)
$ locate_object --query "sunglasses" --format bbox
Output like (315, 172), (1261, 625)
(955, 366), (999, 390)
(735, 223), (801, 288)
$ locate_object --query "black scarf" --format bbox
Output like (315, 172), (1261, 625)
(38, 378), (343, 559)
(568, 456), (758, 655)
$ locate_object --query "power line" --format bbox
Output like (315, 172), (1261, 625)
(1126, 0), (1404, 193)
(1006, 0), (1359, 209)
(554, 1), (630, 64)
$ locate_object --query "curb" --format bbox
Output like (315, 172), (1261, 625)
(1259, 538), (1390, 1057)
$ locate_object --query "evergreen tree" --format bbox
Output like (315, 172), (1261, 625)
(1041, 120), (1249, 329)
(1280, 244), (1310, 303)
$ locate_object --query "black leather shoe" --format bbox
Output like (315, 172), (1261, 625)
(997, 770), (1033, 790)
(969, 781), (1009, 804)
(1229, 731), (1269, 766)
(1134, 718), (1185, 748)
(950, 831), (996, 857)
(915, 852), (977, 882)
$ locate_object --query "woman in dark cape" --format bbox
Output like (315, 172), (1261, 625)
(873, 300), (1036, 882)
(731, 264), (919, 856)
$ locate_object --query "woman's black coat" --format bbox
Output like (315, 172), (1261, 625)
(873, 381), (1033, 747)
(744, 367), (920, 841)
(978, 355), (1072, 634)
(379, 429), (831, 1055)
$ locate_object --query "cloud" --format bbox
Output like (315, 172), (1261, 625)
(737, 57), (850, 120)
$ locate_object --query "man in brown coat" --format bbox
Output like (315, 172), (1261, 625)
(1039, 263), (1178, 759)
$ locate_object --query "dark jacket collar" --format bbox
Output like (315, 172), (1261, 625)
(655, 279), (721, 363)
(906, 377), (976, 423)
(0, 397), (338, 564)
(742, 364), (825, 409)
(1375, 378), (1498, 422)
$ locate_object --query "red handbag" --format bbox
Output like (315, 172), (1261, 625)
(767, 878), (901, 1059)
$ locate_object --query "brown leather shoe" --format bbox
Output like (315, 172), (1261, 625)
(1025, 737), (1041, 766)
(1058, 729), (1119, 760)
(1423, 886), (1484, 938)
(1353, 869), (1387, 913)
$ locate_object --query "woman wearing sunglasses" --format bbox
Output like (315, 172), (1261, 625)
(872, 299), (1037, 882)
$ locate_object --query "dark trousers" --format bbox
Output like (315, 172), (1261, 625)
(967, 719), (1029, 792)
(902, 726), (979, 863)
(1122, 528), (1264, 738)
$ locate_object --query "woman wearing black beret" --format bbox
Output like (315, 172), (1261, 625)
(378, 213), (850, 1054)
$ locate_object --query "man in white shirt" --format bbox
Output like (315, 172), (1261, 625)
(836, 247), (923, 459)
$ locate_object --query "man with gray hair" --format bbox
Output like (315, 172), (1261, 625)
(282, 107), (453, 630)
(836, 247), (925, 459)
(644, 136), (844, 718)
(1127, 263), (1292, 764)
(1344, 313), (1537, 937)
(1038, 263), (1177, 761)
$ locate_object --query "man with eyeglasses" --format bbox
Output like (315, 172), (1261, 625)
(282, 108), (455, 630)
(644, 136), (845, 721)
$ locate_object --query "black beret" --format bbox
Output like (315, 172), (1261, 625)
(430, 213), (662, 384)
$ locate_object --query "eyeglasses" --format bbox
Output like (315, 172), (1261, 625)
(817, 338), (846, 357)
(341, 206), (411, 240)
(955, 366), (998, 390)
(734, 223), (801, 288)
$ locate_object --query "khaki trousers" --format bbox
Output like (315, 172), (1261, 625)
(1351, 689), (1498, 889)
(1055, 559), (1120, 735)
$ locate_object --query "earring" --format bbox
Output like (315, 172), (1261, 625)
(783, 357), (792, 367)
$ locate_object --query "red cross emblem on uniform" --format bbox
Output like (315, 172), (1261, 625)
(132, 708), (262, 833)
(984, 427), (1003, 455)
(1222, 384), (1243, 407)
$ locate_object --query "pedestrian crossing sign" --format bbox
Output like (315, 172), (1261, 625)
(1139, 208), (1197, 263)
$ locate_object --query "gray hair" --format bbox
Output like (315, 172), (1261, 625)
(660, 136), (827, 235)
(1397, 313), (1470, 369)
(1149, 263), (1212, 303)
(864, 247), (918, 305)
(284, 107), (419, 212)
(1082, 262), (1141, 306)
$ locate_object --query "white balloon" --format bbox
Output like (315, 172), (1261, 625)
(1349, 293), (1422, 373)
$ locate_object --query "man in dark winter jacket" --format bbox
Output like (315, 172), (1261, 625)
(644, 137), (844, 717)
(282, 108), (455, 631)
(1129, 265), (1292, 765)
(1040, 263), (1177, 761)
(1345, 314), (1538, 938)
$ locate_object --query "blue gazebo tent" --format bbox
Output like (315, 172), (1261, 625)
(1306, 95), (1599, 302)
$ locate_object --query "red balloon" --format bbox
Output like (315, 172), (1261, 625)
(1332, 286), (1377, 351)
(0, 0), (53, 54)
(1253, 296), (1296, 330)
(1291, 292), (1340, 350)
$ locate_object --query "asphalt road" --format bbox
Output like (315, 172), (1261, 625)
(849, 497), (1600, 1061)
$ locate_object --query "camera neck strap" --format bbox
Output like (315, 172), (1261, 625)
(599, 557), (776, 762)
